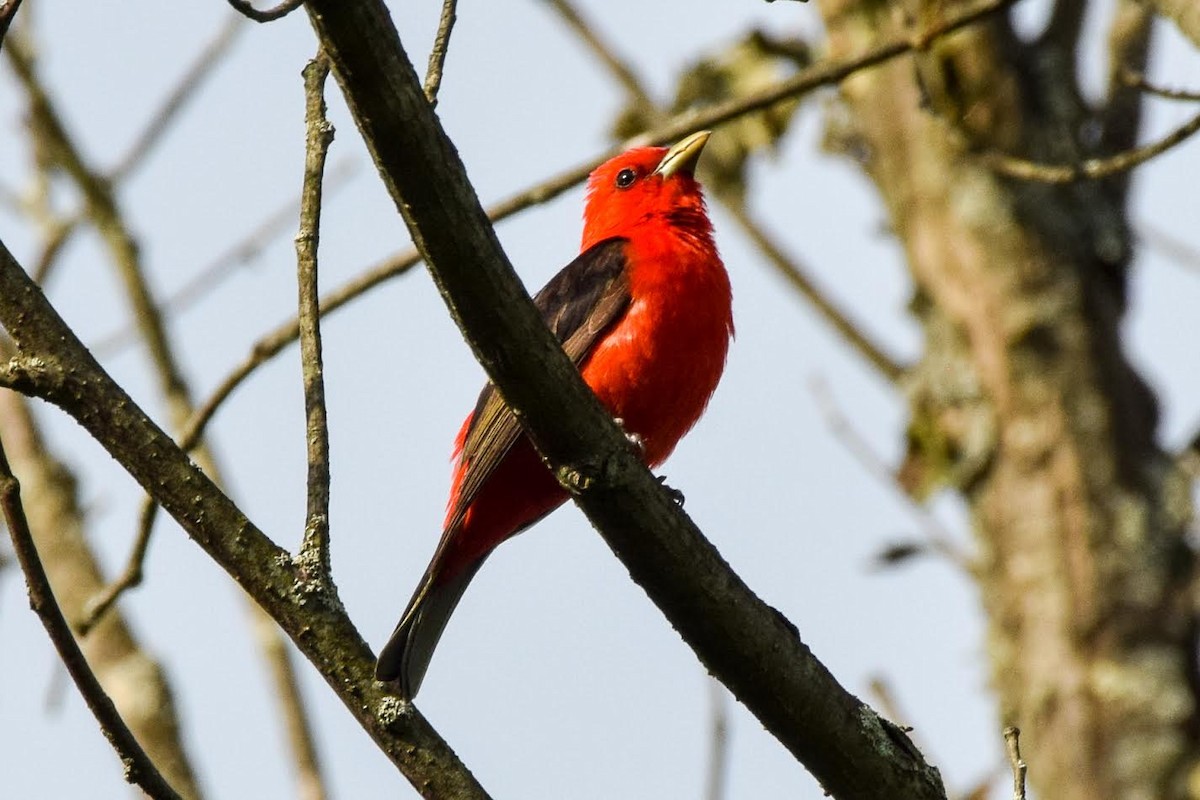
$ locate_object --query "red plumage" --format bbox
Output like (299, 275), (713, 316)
(377, 132), (733, 697)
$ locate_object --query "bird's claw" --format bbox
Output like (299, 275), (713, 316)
(657, 475), (685, 506)
(614, 417), (645, 454)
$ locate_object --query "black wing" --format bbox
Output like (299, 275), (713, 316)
(444, 237), (632, 533)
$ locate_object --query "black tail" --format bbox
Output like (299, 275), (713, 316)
(376, 561), (482, 698)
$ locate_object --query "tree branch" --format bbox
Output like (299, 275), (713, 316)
(303, 1), (946, 797)
(296, 54), (334, 582)
(8, 40), (341, 797)
(0, 434), (183, 800)
(979, 107), (1200, 182)
(423, 0), (457, 105)
(109, 14), (245, 184)
(226, 0), (303, 24)
(0, 239), (491, 798)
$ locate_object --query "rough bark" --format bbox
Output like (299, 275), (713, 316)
(818, 1), (1200, 798)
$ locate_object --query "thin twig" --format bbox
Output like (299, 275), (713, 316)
(226, 0), (303, 23)
(546, 0), (655, 107)
(296, 54), (334, 577)
(109, 15), (246, 183)
(809, 376), (973, 571)
(0, 437), (183, 800)
(77, 498), (156, 636)
(1139, 220), (1200, 272)
(1003, 726), (1028, 800)
(423, 0), (457, 105)
(90, 158), (357, 359)
(1119, 69), (1200, 102)
(980, 108), (1200, 183)
(721, 195), (903, 382)
(30, 213), (82, 285)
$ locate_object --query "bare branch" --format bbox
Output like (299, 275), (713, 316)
(226, 0), (303, 24)
(1003, 727), (1028, 800)
(9, 35), (337, 800)
(1119, 69), (1200, 102)
(423, 0), (457, 105)
(77, 498), (156, 636)
(0, 435), (183, 800)
(546, 0), (654, 107)
(0, 238), (492, 798)
(296, 53), (334, 578)
(109, 15), (245, 183)
(1139, 219), (1200, 272)
(980, 108), (1200, 182)
(0, 368), (204, 797)
(722, 196), (904, 382)
(809, 376), (972, 571)
(30, 213), (82, 285)
(250, 607), (327, 800)
(90, 158), (357, 359)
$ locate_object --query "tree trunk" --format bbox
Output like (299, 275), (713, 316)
(817, 1), (1200, 797)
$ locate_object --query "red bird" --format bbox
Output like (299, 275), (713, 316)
(376, 131), (733, 697)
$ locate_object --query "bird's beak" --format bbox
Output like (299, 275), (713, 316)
(652, 130), (711, 179)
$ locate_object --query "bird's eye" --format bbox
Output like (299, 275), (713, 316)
(615, 168), (637, 189)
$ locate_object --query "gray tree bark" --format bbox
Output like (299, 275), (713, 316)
(818, 1), (1200, 797)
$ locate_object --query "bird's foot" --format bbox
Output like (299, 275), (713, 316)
(613, 417), (645, 454)
(657, 475), (685, 506)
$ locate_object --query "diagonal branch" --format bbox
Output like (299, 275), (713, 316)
(0, 239), (491, 799)
(979, 107), (1200, 182)
(303, 1), (947, 797)
(109, 14), (245, 184)
(0, 434), (183, 800)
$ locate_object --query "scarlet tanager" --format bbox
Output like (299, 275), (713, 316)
(376, 131), (734, 697)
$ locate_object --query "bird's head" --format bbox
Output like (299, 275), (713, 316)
(581, 130), (712, 250)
